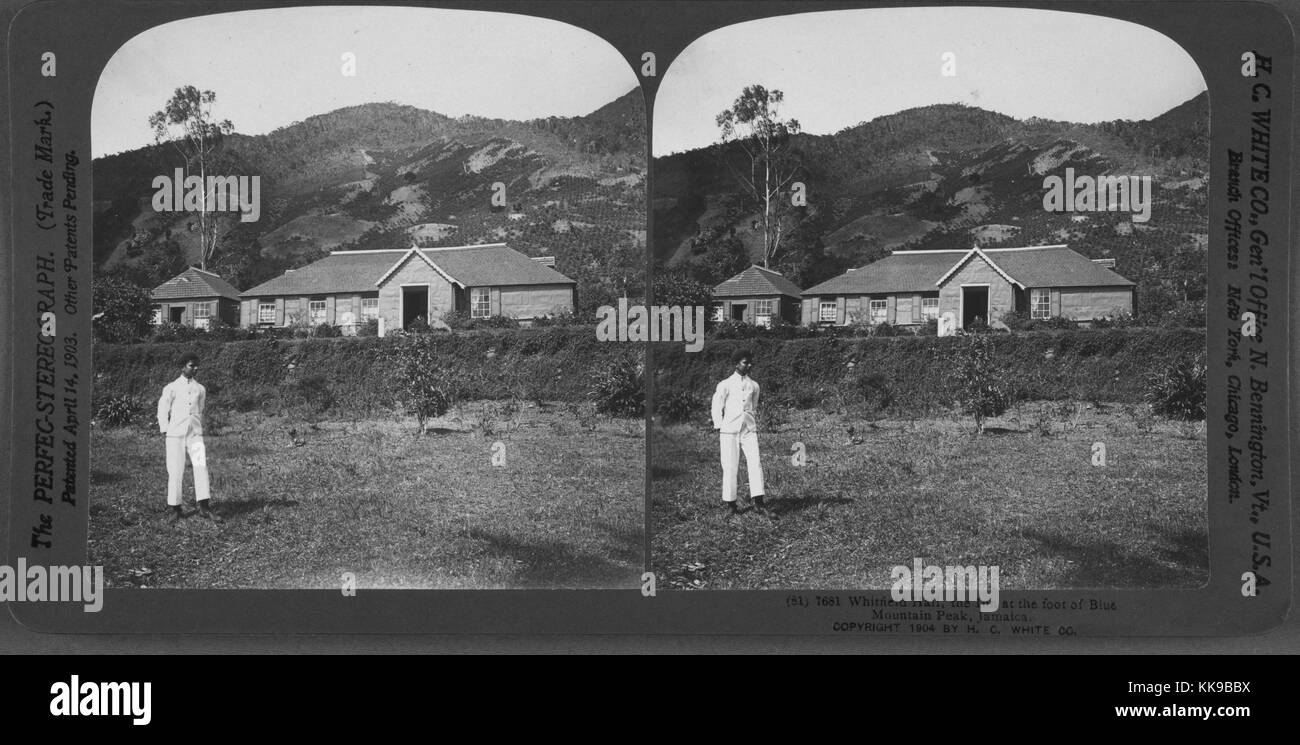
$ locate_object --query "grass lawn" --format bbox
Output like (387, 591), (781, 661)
(90, 402), (644, 589)
(652, 401), (1208, 590)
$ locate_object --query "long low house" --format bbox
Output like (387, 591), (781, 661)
(152, 267), (242, 328)
(712, 264), (803, 326)
(240, 243), (576, 332)
(801, 244), (1135, 329)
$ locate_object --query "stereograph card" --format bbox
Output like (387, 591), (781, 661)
(0, 0), (1293, 640)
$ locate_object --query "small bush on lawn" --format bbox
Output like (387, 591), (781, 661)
(952, 334), (1012, 433)
(383, 336), (458, 433)
(94, 394), (147, 428)
(591, 352), (645, 418)
(1146, 353), (1206, 420)
(656, 388), (698, 425)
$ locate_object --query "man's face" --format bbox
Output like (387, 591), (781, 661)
(181, 360), (199, 379)
(735, 357), (753, 376)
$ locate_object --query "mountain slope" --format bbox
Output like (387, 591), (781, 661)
(92, 89), (646, 315)
(654, 93), (1208, 323)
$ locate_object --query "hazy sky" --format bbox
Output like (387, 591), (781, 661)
(92, 6), (637, 157)
(654, 6), (1207, 156)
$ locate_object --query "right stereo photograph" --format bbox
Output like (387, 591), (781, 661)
(650, 6), (1210, 592)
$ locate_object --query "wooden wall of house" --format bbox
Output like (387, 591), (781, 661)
(156, 297), (238, 327)
(1058, 287), (1134, 319)
(939, 259), (1015, 326)
(498, 284), (574, 319)
(379, 260), (456, 328)
(716, 295), (797, 325)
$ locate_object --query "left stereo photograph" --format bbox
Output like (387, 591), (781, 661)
(78, 5), (647, 590)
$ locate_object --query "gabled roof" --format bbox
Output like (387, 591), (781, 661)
(802, 245), (1134, 297)
(972, 246), (1135, 288)
(802, 250), (962, 296)
(152, 267), (241, 301)
(416, 244), (576, 287)
(935, 245), (1024, 289)
(713, 265), (803, 299)
(241, 243), (575, 298)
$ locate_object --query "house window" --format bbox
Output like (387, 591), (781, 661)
(1031, 289), (1051, 320)
(192, 302), (213, 329)
(753, 299), (773, 328)
(361, 297), (379, 320)
(711, 303), (725, 322)
(921, 297), (940, 320)
(471, 288), (491, 319)
(869, 299), (887, 325)
(258, 302), (275, 324)
(309, 300), (327, 325)
(819, 301), (837, 323)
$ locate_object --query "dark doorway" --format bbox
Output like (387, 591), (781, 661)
(962, 286), (989, 328)
(731, 303), (747, 321)
(170, 306), (185, 323)
(402, 286), (429, 329)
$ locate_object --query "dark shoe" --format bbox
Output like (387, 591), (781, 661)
(724, 502), (740, 518)
(168, 506), (185, 522)
(198, 503), (224, 523)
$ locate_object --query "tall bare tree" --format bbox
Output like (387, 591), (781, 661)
(715, 85), (804, 268)
(149, 86), (234, 270)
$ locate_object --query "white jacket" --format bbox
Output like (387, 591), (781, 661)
(711, 372), (760, 434)
(158, 375), (206, 436)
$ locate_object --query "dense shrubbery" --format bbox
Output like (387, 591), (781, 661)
(92, 275), (156, 344)
(94, 328), (622, 422)
(1001, 311), (1078, 331)
(951, 334), (1012, 432)
(1145, 353), (1206, 420)
(356, 318), (380, 337)
(382, 336), (457, 432)
(94, 326), (1206, 424)
(93, 394), (148, 429)
(441, 310), (522, 330)
(590, 352), (645, 418)
(655, 387), (699, 425)
(656, 328), (1205, 417)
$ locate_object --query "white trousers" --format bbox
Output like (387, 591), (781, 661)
(719, 430), (764, 502)
(166, 434), (210, 506)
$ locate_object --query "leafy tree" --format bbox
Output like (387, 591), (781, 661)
(715, 85), (807, 268)
(92, 275), (155, 343)
(652, 270), (713, 308)
(383, 336), (459, 434)
(688, 236), (749, 286)
(149, 86), (235, 270)
(951, 334), (1011, 434)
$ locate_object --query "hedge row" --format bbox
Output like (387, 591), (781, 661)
(652, 328), (1206, 414)
(93, 327), (629, 418)
(94, 326), (1206, 421)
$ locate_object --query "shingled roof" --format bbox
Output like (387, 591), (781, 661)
(962, 246), (1135, 288)
(242, 243), (575, 298)
(714, 265), (803, 298)
(803, 245), (1134, 296)
(152, 267), (241, 301)
(802, 251), (960, 296)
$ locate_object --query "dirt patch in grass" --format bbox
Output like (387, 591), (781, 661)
(90, 403), (643, 589)
(652, 402), (1207, 590)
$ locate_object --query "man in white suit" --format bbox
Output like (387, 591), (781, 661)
(711, 348), (769, 517)
(157, 352), (221, 522)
